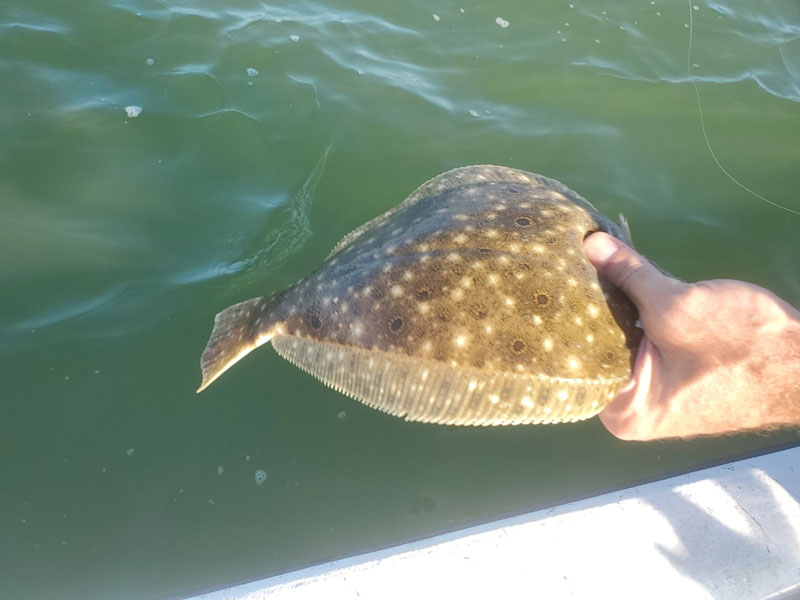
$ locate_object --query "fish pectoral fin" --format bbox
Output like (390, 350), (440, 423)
(197, 297), (274, 393)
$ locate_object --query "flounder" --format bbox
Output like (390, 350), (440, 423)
(198, 165), (642, 425)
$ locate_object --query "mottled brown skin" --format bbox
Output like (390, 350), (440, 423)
(198, 166), (643, 425)
(250, 167), (640, 383)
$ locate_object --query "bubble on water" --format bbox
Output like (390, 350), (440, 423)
(64, 376), (70, 381)
(561, 37), (567, 42)
(246, 67), (259, 76)
(656, 11), (661, 16)
(245, 454), (252, 461)
(255, 470), (267, 485)
(125, 105), (142, 118)
(432, 13), (440, 22)
(337, 410), (347, 419)
(469, 110), (480, 118)
(146, 58), (154, 66)
(693, 4), (699, 9)
(126, 448), (135, 456)
(495, 17), (510, 28)
(217, 466), (224, 475)
(248, 81), (253, 86)
(459, 8), (465, 14)
(568, 3), (574, 7)
(208, 499), (215, 505)
(94, 369), (100, 375)
(595, 38), (600, 43)
(290, 35), (300, 42)
(20, 518), (26, 524)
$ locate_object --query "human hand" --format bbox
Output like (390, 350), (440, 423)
(583, 232), (800, 441)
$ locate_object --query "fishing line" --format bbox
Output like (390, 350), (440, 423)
(686, 1), (800, 215)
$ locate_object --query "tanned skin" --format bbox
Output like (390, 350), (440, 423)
(584, 232), (800, 441)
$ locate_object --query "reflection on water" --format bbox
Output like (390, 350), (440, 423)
(0, 0), (798, 598)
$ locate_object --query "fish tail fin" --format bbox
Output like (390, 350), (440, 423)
(196, 296), (277, 393)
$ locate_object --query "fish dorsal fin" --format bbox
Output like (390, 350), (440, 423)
(271, 336), (624, 425)
(325, 165), (604, 260)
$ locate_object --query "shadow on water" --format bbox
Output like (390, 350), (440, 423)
(230, 141), (333, 286)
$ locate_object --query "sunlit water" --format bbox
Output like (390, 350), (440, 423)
(1, 1), (798, 598)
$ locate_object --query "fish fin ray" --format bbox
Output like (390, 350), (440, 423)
(271, 336), (625, 425)
(197, 297), (274, 392)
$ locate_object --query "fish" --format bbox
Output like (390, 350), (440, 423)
(197, 165), (642, 426)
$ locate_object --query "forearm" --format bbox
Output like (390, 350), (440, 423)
(757, 308), (800, 427)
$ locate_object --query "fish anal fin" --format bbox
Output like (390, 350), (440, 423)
(271, 336), (626, 425)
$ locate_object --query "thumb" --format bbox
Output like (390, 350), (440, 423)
(583, 232), (678, 311)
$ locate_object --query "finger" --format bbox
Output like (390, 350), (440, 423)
(598, 335), (659, 440)
(583, 232), (680, 311)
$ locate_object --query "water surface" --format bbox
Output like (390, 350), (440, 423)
(1, 1), (798, 598)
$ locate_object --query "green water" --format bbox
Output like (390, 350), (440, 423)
(2, 0), (799, 598)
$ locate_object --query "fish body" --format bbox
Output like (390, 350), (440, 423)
(198, 165), (642, 425)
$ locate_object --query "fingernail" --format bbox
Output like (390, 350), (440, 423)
(584, 232), (620, 265)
